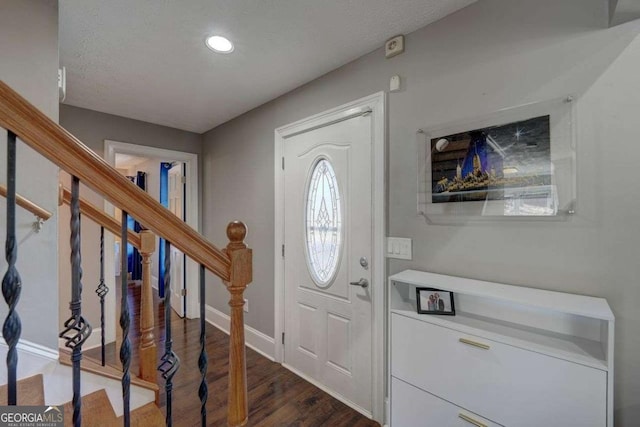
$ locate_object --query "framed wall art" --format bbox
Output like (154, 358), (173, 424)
(417, 97), (576, 223)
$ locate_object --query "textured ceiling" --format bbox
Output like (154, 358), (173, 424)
(60, 0), (475, 133)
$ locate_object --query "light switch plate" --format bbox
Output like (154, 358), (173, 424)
(386, 237), (412, 260)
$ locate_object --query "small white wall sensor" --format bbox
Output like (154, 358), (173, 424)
(58, 67), (66, 102)
(390, 75), (401, 92)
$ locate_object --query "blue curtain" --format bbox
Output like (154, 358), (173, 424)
(158, 163), (171, 297)
(127, 172), (146, 281)
(125, 176), (136, 274)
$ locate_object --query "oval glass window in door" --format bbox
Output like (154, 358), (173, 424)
(305, 158), (343, 287)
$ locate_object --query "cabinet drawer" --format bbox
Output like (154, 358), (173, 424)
(391, 313), (607, 427)
(391, 377), (503, 427)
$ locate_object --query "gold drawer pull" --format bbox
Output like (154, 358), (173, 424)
(459, 338), (490, 350)
(459, 413), (488, 427)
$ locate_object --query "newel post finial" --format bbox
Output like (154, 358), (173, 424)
(226, 221), (247, 250)
(224, 220), (252, 427)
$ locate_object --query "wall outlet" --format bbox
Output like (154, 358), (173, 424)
(386, 237), (412, 260)
(244, 298), (249, 313)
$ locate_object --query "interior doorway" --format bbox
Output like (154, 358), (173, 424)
(103, 140), (200, 338)
(167, 161), (187, 317)
(112, 155), (188, 318)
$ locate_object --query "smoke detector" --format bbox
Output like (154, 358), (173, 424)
(385, 35), (405, 59)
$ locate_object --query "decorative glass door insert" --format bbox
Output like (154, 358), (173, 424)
(305, 158), (342, 287)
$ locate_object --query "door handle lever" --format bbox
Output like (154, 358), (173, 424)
(349, 278), (369, 288)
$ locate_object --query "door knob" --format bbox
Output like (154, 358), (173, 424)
(349, 278), (369, 288)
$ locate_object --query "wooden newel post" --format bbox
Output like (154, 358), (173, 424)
(138, 229), (157, 384)
(224, 221), (252, 427)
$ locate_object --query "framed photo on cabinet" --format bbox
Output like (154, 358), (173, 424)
(416, 287), (455, 316)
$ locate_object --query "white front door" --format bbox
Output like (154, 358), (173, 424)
(168, 162), (185, 317)
(283, 114), (373, 415)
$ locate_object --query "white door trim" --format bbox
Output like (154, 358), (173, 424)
(103, 140), (200, 322)
(274, 92), (386, 422)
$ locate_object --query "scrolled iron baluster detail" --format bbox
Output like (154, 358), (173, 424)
(120, 212), (132, 427)
(59, 176), (92, 427)
(158, 240), (180, 427)
(95, 226), (109, 367)
(199, 264), (208, 426)
(2, 131), (22, 405)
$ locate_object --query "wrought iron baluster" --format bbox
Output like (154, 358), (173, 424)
(158, 240), (179, 427)
(120, 212), (131, 427)
(95, 226), (109, 366)
(59, 176), (92, 427)
(2, 130), (21, 405)
(199, 264), (208, 426)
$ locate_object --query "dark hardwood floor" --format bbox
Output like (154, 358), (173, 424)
(86, 283), (380, 427)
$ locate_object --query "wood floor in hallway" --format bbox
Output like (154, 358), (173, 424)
(86, 282), (380, 426)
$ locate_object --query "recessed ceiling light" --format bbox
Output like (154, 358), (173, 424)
(205, 35), (234, 54)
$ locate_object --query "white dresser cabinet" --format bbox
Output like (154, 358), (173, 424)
(392, 378), (504, 427)
(388, 270), (614, 427)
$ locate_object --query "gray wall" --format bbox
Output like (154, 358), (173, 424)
(610, 0), (640, 26)
(0, 0), (60, 349)
(202, 0), (640, 424)
(58, 105), (202, 334)
(60, 105), (202, 156)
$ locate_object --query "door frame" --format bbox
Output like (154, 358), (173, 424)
(103, 140), (200, 321)
(273, 92), (386, 422)
(168, 161), (188, 316)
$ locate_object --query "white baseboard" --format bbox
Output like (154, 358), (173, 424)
(205, 305), (275, 361)
(0, 336), (59, 361)
(18, 341), (58, 361)
(0, 337), (59, 384)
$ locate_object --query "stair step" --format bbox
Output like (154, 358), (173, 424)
(63, 389), (118, 427)
(0, 374), (45, 405)
(120, 402), (165, 426)
(59, 348), (159, 393)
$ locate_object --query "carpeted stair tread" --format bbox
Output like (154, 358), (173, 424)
(62, 388), (118, 427)
(58, 348), (159, 393)
(120, 402), (165, 426)
(0, 374), (45, 405)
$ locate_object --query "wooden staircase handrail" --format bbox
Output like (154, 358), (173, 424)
(58, 185), (142, 249)
(1, 80), (252, 427)
(0, 183), (53, 221)
(0, 80), (231, 281)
